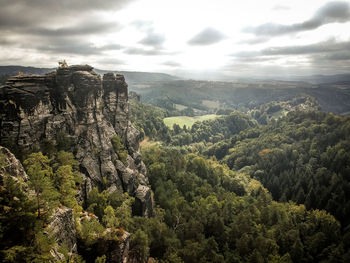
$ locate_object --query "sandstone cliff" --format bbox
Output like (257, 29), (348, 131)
(0, 145), (132, 262)
(0, 65), (153, 217)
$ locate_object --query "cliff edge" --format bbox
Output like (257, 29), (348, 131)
(0, 65), (153, 217)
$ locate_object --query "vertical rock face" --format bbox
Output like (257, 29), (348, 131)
(0, 65), (153, 217)
(0, 146), (28, 189)
(49, 207), (77, 260)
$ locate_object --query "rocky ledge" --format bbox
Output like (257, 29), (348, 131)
(0, 65), (153, 217)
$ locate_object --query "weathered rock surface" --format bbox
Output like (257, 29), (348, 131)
(0, 146), (28, 189)
(49, 206), (78, 260)
(0, 65), (153, 217)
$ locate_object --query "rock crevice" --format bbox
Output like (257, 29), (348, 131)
(0, 65), (153, 217)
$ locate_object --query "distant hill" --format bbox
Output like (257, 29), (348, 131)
(132, 79), (350, 115)
(279, 74), (350, 85)
(0, 65), (180, 84)
(0, 66), (54, 75)
(95, 69), (180, 83)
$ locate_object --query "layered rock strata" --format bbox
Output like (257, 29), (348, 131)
(0, 65), (153, 217)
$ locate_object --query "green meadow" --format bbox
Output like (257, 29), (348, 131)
(163, 114), (220, 129)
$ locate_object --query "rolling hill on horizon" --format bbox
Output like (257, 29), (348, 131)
(2, 65), (350, 85)
(1, 65), (350, 115)
(0, 65), (180, 84)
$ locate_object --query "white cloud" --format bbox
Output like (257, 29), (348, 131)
(0, 0), (349, 77)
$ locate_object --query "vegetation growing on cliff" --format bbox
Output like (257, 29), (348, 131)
(111, 135), (128, 164)
(2, 93), (350, 262)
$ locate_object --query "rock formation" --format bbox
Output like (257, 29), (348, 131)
(0, 145), (29, 191)
(49, 207), (78, 260)
(0, 145), (131, 262)
(0, 146), (79, 260)
(0, 65), (153, 217)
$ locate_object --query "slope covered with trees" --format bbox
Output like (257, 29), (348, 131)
(2, 93), (350, 262)
(138, 146), (350, 262)
(203, 111), (350, 229)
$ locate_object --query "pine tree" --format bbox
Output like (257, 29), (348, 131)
(24, 153), (60, 220)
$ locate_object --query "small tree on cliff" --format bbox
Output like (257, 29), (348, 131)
(23, 152), (59, 220)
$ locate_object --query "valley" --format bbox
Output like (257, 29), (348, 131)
(1, 63), (350, 262)
(2, 0), (350, 262)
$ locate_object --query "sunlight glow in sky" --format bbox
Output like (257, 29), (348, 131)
(0, 0), (349, 78)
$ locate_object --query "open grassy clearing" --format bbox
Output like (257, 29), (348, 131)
(163, 114), (220, 129)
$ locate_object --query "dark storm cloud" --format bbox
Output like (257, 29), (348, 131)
(245, 1), (350, 36)
(311, 50), (350, 67)
(139, 30), (166, 48)
(322, 50), (350, 60)
(42, 44), (123, 55)
(26, 36), (124, 55)
(0, 0), (135, 30)
(38, 43), (103, 55)
(230, 39), (350, 73)
(232, 40), (350, 58)
(1, 0), (134, 15)
(0, 38), (16, 46)
(124, 47), (165, 56)
(162, 61), (181, 67)
(261, 40), (350, 56)
(309, 50), (350, 72)
(188, 28), (227, 46)
(0, 0), (128, 58)
(28, 21), (121, 37)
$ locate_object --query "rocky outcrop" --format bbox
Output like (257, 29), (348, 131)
(96, 230), (130, 263)
(77, 212), (130, 263)
(0, 146), (29, 189)
(0, 146), (79, 261)
(49, 207), (78, 260)
(0, 65), (153, 217)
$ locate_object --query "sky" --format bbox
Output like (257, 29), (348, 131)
(0, 0), (350, 79)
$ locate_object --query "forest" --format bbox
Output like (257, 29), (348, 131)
(1, 97), (350, 262)
(2, 0), (350, 261)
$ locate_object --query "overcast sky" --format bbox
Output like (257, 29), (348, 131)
(1, 0), (350, 78)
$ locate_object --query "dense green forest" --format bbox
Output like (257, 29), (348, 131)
(2, 98), (350, 262)
(130, 100), (350, 230)
(140, 146), (350, 262)
(2, 145), (350, 262)
(129, 101), (350, 261)
(202, 111), (350, 229)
